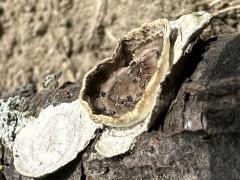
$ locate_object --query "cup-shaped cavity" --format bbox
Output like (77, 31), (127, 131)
(80, 19), (171, 127)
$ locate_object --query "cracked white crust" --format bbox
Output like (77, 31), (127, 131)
(13, 100), (102, 178)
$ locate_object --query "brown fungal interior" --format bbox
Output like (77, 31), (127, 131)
(85, 38), (163, 117)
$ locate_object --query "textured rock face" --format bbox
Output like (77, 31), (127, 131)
(0, 34), (240, 179)
(82, 34), (240, 179)
(84, 131), (211, 179)
(163, 34), (240, 135)
(84, 132), (240, 179)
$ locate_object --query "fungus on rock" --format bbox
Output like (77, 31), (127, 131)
(80, 19), (171, 127)
(13, 100), (102, 178)
(80, 11), (213, 157)
(95, 117), (150, 157)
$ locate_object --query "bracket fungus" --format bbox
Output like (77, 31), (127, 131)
(13, 100), (102, 178)
(80, 19), (171, 127)
(95, 117), (150, 157)
(80, 11), (213, 157)
(8, 11), (228, 177)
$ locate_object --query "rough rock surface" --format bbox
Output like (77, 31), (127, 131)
(163, 34), (240, 135)
(0, 33), (239, 179)
(82, 34), (240, 180)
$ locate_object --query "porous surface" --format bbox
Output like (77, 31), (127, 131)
(0, 0), (239, 178)
(93, 46), (160, 117)
(80, 19), (171, 127)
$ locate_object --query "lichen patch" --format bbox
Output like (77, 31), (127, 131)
(0, 96), (28, 150)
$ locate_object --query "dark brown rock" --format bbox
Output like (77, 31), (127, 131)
(83, 34), (240, 179)
(163, 34), (240, 135)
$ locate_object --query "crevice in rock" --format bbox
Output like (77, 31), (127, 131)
(39, 153), (82, 180)
(0, 144), (4, 165)
(80, 161), (86, 180)
(150, 37), (216, 131)
(0, 173), (6, 180)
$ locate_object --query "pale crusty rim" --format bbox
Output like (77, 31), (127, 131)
(80, 18), (171, 127)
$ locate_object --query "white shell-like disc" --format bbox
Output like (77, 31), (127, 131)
(13, 100), (102, 178)
(95, 117), (150, 157)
